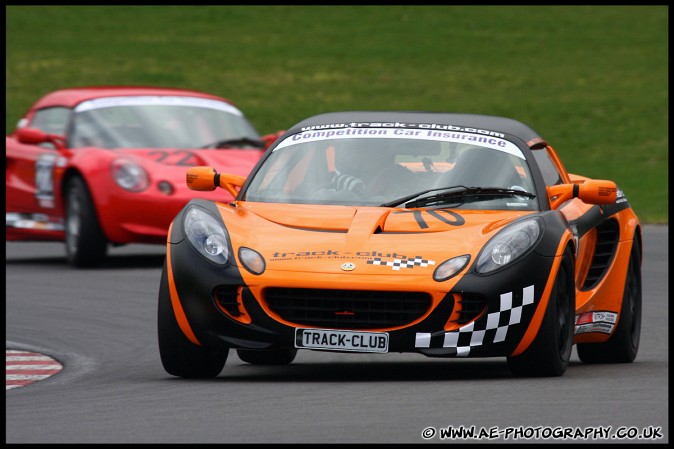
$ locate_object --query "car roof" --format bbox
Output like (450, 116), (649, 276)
(287, 111), (548, 148)
(31, 86), (234, 110)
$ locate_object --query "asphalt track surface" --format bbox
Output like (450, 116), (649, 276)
(5, 225), (669, 444)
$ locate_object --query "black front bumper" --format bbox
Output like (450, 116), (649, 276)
(168, 237), (557, 358)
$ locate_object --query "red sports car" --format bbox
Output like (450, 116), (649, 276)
(5, 86), (283, 267)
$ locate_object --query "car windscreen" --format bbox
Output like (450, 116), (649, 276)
(242, 128), (538, 210)
(68, 96), (260, 149)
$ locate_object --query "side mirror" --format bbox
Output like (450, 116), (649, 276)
(16, 127), (66, 150)
(547, 179), (617, 209)
(186, 166), (246, 199)
(260, 130), (285, 149)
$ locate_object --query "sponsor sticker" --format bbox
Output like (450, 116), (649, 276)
(574, 311), (618, 335)
(275, 127), (525, 159)
(35, 153), (57, 201)
(75, 96), (243, 116)
(575, 322), (615, 335)
(6, 213), (64, 231)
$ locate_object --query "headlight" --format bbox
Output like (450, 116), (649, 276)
(111, 159), (149, 192)
(475, 217), (542, 274)
(433, 254), (470, 282)
(183, 206), (230, 265)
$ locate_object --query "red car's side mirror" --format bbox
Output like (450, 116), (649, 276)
(260, 130), (285, 149)
(15, 127), (66, 150)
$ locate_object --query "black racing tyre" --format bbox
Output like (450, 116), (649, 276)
(237, 348), (298, 365)
(158, 262), (228, 378)
(577, 235), (642, 363)
(64, 176), (108, 268)
(507, 246), (575, 377)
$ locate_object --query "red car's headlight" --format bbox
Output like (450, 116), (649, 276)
(111, 159), (149, 192)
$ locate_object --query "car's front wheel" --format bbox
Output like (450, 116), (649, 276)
(158, 261), (228, 378)
(507, 246), (575, 377)
(64, 176), (108, 268)
(237, 348), (298, 365)
(577, 235), (642, 363)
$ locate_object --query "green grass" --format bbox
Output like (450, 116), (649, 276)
(6, 5), (668, 223)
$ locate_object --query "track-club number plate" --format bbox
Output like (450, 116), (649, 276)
(295, 328), (389, 353)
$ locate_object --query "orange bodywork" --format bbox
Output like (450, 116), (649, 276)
(166, 222), (201, 346)
(556, 185), (640, 344)
(512, 229), (572, 356)
(215, 202), (555, 351)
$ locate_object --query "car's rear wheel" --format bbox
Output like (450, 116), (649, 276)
(507, 246), (575, 377)
(577, 235), (642, 363)
(158, 262), (228, 378)
(237, 348), (298, 365)
(64, 176), (108, 268)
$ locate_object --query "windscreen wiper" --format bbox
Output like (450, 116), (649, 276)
(381, 186), (535, 208)
(201, 137), (265, 149)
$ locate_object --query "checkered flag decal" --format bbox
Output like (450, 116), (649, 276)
(367, 256), (436, 271)
(415, 285), (535, 356)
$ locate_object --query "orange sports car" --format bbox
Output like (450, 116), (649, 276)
(158, 111), (642, 378)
